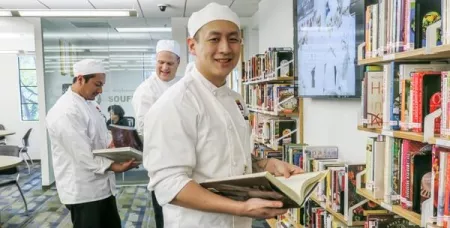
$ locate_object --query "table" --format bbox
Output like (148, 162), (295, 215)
(0, 130), (15, 137)
(0, 155), (23, 171)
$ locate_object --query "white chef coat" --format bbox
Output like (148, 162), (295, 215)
(132, 74), (181, 134)
(46, 88), (115, 205)
(143, 64), (253, 228)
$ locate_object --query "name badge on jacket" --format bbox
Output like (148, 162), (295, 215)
(235, 100), (248, 120)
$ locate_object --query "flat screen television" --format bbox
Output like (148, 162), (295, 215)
(294, 0), (365, 98)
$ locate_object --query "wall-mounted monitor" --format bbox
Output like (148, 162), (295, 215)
(294, 0), (365, 98)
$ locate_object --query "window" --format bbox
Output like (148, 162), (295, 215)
(18, 55), (39, 121)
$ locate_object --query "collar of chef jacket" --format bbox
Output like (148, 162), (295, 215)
(191, 68), (231, 98)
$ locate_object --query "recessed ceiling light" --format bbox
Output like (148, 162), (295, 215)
(15, 9), (137, 17)
(115, 27), (172, 33)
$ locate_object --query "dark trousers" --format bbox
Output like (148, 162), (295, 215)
(151, 191), (164, 228)
(65, 195), (121, 228)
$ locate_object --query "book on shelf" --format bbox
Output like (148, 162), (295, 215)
(200, 170), (328, 209)
(93, 124), (143, 162)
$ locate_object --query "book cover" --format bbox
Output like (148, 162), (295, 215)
(200, 171), (328, 209)
(109, 124), (143, 152)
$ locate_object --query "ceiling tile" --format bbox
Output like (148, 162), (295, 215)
(38, 0), (93, 9)
(184, 0), (232, 16)
(230, 0), (260, 17)
(0, 0), (47, 9)
(139, 0), (185, 18)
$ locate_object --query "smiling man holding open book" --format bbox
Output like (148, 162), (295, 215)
(141, 3), (327, 228)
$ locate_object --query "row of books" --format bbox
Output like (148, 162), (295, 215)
(364, 0), (445, 59)
(276, 144), (346, 227)
(250, 113), (297, 150)
(360, 61), (450, 136)
(244, 83), (297, 114)
(243, 47), (294, 81)
(364, 133), (450, 227)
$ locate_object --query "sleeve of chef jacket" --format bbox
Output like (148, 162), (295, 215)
(133, 93), (157, 135)
(143, 93), (197, 206)
(57, 111), (113, 174)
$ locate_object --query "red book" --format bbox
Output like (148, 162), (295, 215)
(444, 157), (450, 228)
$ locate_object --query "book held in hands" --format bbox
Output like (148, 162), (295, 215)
(93, 124), (143, 162)
(200, 170), (328, 208)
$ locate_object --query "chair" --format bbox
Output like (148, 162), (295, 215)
(19, 128), (33, 174)
(0, 124), (6, 145)
(0, 145), (28, 216)
(123, 116), (135, 128)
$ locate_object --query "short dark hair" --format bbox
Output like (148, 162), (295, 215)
(107, 105), (125, 118)
(72, 73), (97, 84)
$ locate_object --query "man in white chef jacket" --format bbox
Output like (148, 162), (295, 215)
(143, 3), (303, 228)
(46, 59), (138, 228)
(132, 39), (181, 135)
(131, 39), (181, 228)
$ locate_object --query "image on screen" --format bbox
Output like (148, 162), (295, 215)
(296, 0), (363, 97)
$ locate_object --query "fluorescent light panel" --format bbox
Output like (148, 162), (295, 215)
(0, 11), (12, 16)
(115, 27), (171, 33)
(6, 9), (137, 17)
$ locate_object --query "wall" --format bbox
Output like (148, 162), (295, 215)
(257, 0), (371, 163)
(0, 18), (41, 160)
(258, 0), (295, 52)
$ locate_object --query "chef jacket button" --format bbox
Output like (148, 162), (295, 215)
(232, 161), (237, 166)
(213, 91), (217, 96)
(228, 125), (232, 130)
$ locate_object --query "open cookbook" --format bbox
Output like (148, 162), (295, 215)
(200, 170), (328, 208)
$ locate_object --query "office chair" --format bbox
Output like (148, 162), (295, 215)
(0, 124), (6, 145)
(0, 145), (28, 217)
(18, 128), (33, 174)
(123, 116), (135, 127)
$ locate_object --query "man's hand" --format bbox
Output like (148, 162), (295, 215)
(109, 159), (139, 173)
(263, 158), (303, 178)
(107, 140), (115, 149)
(237, 198), (287, 219)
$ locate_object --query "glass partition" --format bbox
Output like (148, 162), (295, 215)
(42, 17), (172, 185)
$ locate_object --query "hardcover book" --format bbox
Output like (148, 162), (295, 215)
(93, 124), (143, 162)
(200, 171), (328, 209)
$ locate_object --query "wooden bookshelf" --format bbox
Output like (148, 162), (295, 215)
(243, 76), (294, 85)
(248, 108), (298, 117)
(357, 126), (425, 142)
(309, 195), (365, 226)
(356, 126), (450, 147)
(357, 44), (450, 65)
(356, 188), (421, 226)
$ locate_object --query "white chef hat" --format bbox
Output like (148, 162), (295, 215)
(156, 39), (181, 57)
(73, 59), (106, 76)
(188, 2), (240, 38)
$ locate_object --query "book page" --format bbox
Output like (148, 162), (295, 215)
(275, 171), (325, 197)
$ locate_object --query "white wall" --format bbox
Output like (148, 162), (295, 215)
(258, 0), (295, 52)
(0, 18), (42, 160)
(257, 0), (370, 163)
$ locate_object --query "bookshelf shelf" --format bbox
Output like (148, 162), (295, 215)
(243, 76), (294, 85)
(357, 44), (450, 65)
(356, 188), (421, 226)
(310, 195), (365, 226)
(253, 138), (283, 151)
(356, 126), (450, 147)
(248, 107), (298, 117)
(357, 126), (425, 142)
